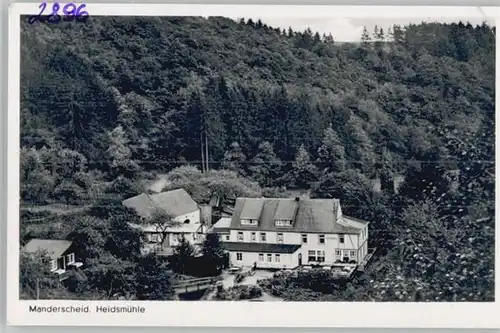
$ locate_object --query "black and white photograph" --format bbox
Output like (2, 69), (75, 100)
(6, 3), (498, 326)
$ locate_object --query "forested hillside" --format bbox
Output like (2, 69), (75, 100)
(20, 17), (495, 301)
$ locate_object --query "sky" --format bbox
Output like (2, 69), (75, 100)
(239, 17), (493, 42)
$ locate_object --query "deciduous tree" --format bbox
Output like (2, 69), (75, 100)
(221, 142), (247, 175)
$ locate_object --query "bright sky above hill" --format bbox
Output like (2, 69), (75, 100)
(242, 17), (494, 42)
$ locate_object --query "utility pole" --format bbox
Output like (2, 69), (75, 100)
(205, 130), (209, 172)
(200, 132), (206, 173)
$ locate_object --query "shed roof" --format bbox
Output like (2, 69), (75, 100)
(209, 217), (232, 234)
(222, 242), (301, 254)
(341, 215), (370, 229)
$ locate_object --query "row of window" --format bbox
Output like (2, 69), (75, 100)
(235, 253), (281, 263)
(241, 219), (258, 225)
(335, 250), (357, 258)
(307, 249), (357, 262)
(259, 253), (280, 262)
(234, 250), (358, 265)
(236, 232), (346, 244)
(308, 234), (345, 244)
(308, 250), (325, 262)
(275, 220), (292, 227)
(241, 219), (294, 227)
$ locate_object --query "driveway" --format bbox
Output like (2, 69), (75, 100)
(239, 269), (275, 286)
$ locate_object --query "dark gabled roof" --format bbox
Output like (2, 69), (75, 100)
(24, 239), (73, 260)
(122, 188), (198, 219)
(222, 242), (301, 254)
(230, 198), (362, 234)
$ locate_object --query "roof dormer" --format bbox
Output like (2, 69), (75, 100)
(274, 197), (299, 227)
(240, 199), (264, 226)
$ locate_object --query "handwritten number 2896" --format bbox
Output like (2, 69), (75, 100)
(28, 2), (89, 24)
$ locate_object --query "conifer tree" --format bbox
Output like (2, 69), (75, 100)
(317, 124), (346, 174)
(248, 141), (282, 187)
(373, 25), (379, 40)
(171, 236), (195, 274)
(377, 27), (385, 41)
(202, 233), (229, 275)
(392, 24), (405, 44)
(290, 144), (318, 188)
(361, 26), (371, 45)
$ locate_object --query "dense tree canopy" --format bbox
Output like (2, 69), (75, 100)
(20, 16), (495, 301)
(21, 18), (494, 175)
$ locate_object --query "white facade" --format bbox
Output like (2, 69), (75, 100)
(168, 209), (203, 246)
(230, 251), (297, 269)
(222, 197), (370, 270)
(172, 209), (201, 225)
(124, 189), (203, 254)
(49, 251), (80, 273)
(227, 226), (369, 268)
(137, 209), (205, 253)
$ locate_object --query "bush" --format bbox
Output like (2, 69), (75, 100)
(259, 268), (348, 296)
(214, 285), (262, 300)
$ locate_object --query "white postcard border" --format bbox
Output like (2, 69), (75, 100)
(7, 3), (500, 328)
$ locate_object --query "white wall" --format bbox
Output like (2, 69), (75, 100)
(172, 209), (200, 224)
(50, 260), (57, 272)
(228, 229), (362, 264)
(230, 251), (296, 269)
(144, 209), (203, 247)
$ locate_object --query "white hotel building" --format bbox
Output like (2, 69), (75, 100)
(213, 197), (370, 270)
